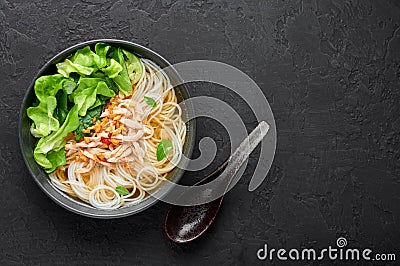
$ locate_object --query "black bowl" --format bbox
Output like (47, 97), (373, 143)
(19, 39), (195, 218)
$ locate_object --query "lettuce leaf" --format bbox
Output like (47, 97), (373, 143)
(111, 48), (132, 96)
(32, 74), (65, 102)
(91, 71), (118, 93)
(70, 78), (115, 116)
(70, 46), (101, 68)
(45, 148), (67, 173)
(123, 49), (143, 84)
(57, 46), (107, 77)
(34, 105), (80, 171)
(54, 90), (68, 124)
(96, 80), (115, 97)
(28, 96), (59, 137)
(71, 86), (97, 117)
(102, 58), (123, 78)
(95, 42), (110, 69)
(62, 80), (77, 94)
(89, 97), (106, 110)
(27, 74), (67, 137)
(56, 59), (94, 78)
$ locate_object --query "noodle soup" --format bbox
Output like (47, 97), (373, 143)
(26, 42), (186, 210)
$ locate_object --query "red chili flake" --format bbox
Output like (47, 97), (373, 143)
(101, 137), (111, 146)
(108, 132), (112, 138)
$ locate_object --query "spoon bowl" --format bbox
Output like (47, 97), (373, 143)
(165, 161), (227, 243)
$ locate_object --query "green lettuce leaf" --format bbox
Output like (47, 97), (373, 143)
(89, 97), (106, 111)
(57, 46), (109, 78)
(102, 58), (123, 78)
(29, 97), (57, 123)
(45, 148), (67, 173)
(73, 88), (97, 117)
(70, 78), (99, 116)
(111, 48), (132, 96)
(104, 76), (118, 93)
(28, 96), (59, 137)
(63, 80), (77, 94)
(32, 74), (65, 102)
(71, 46), (100, 68)
(34, 105), (79, 171)
(96, 80), (115, 97)
(70, 78), (115, 116)
(122, 49), (143, 84)
(95, 42), (110, 68)
(28, 75), (78, 137)
(54, 90), (68, 124)
(90, 71), (118, 92)
(56, 59), (94, 78)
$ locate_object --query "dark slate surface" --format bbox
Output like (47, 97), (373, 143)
(1, 0), (400, 265)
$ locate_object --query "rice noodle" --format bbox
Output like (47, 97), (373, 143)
(49, 58), (186, 209)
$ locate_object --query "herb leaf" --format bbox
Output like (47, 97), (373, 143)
(144, 96), (157, 107)
(75, 106), (102, 141)
(156, 139), (173, 161)
(115, 186), (130, 196)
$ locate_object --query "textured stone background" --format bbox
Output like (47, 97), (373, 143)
(1, 0), (400, 265)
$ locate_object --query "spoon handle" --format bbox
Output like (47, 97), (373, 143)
(229, 121), (270, 165)
(173, 121), (270, 202)
(213, 121), (270, 193)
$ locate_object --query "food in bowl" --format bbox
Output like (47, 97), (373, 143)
(27, 42), (186, 209)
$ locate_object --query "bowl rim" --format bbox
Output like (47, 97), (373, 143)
(18, 39), (196, 219)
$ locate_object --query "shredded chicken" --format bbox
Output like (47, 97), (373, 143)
(66, 95), (147, 173)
